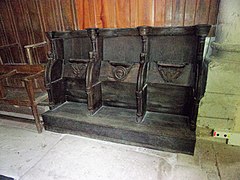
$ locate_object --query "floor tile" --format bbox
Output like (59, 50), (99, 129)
(1, 118), (240, 180)
(171, 165), (208, 180)
(0, 125), (62, 179)
(213, 142), (240, 180)
(21, 135), (165, 180)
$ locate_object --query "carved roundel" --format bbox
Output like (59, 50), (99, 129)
(113, 66), (127, 80)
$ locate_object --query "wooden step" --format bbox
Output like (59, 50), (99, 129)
(42, 101), (196, 155)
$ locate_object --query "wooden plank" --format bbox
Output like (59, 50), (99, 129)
(83, 0), (102, 28)
(95, 0), (103, 28)
(71, 0), (78, 30)
(171, 0), (186, 26)
(207, 0), (220, 36)
(130, 0), (139, 27)
(165, 0), (173, 26)
(22, 0), (42, 63)
(154, 0), (166, 26)
(25, 1), (44, 43)
(75, 0), (102, 29)
(208, 0), (220, 24)
(101, 0), (117, 28)
(60, 0), (75, 30)
(53, 0), (64, 31)
(116, 0), (131, 28)
(75, 0), (84, 29)
(0, 0), (16, 64)
(195, 0), (211, 24)
(184, 0), (197, 26)
(0, 0), (16, 45)
(22, 0), (46, 64)
(43, 102), (196, 154)
(83, 0), (98, 28)
(137, 0), (155, 26)
(8, 0), (29, 63)
(38, 0), (59, 31)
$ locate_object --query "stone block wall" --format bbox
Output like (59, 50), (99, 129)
(197, 0), (240, 133)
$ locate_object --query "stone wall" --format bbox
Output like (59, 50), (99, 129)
(197, 0), (240, 133)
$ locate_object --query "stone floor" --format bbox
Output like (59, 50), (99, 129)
(0, 118), (240, 180)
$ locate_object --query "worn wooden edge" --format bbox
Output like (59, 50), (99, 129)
(24, 41), (47, 49)
(42, 102), (195, 138)
(43, 116), (195, 155)
(47, 25), (211, 39)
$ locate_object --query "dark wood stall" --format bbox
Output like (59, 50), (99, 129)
(43, 24), (210, 154)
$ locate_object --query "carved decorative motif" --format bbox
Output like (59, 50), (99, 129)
(113, 66), (127, 80)
(157, 63), (185, 83)
(71, 63), (87, 78)
(109, 63), (134, 81)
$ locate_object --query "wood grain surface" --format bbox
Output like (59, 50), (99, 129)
(0, 0), (220, 64)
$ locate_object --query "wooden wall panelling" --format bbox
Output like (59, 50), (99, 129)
(36, 0), (65, 63)
(71, 0), (78, 30)
(82, 0), (92, 28)
(9, 0), (30, 52)
(165, 0), (173, 26)
(25, 1), (43, 44)
(59, 0), (76, 30)
(25, 0), (46, 64)
(208, 0), (220, 24)
(75, 0), (84, 29)
(55, 0), (65, 31)
(195, 0), (211, 24)
(102, 0), (117, 28)
(116, 0), (131, 28)
(138, 0), (155, 26)
(9, 0), (48, 64)
(33, 1), (48, 63)
(0, 0), (221, 65)
(0, 1), (12, 64)
(0, 1), (15, 46)
(0, 16), (7, 46)
(38, 0), (61, 32)
(171, 0), (186, 26)
(85, 0), (102, 28)
(130, 0), (155, 27)
(130, 0), (139, 27)
(184, 0), (197, 26)
(0, 5), (13, 64)
(154, 0), (166, 26)
(0, 0), (25, 64)
(75, 0), (102, 29)
(207, 0), (220, 36)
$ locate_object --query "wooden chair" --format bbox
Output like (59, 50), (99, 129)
(0, 42), (47, 133)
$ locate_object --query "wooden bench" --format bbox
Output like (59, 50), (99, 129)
(43, 25), (211, 154)
(0, 64), (47, 132)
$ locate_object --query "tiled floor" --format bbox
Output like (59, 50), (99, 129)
(0, 118), (240, 180)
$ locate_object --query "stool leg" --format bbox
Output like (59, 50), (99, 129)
(24, 80), (43, 133)
(30, 104), (43, 133)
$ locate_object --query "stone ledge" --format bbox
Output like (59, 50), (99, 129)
(211, 42), (240, 52)
(199, 93), (240, 120)
(197, 116), (234, 130)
